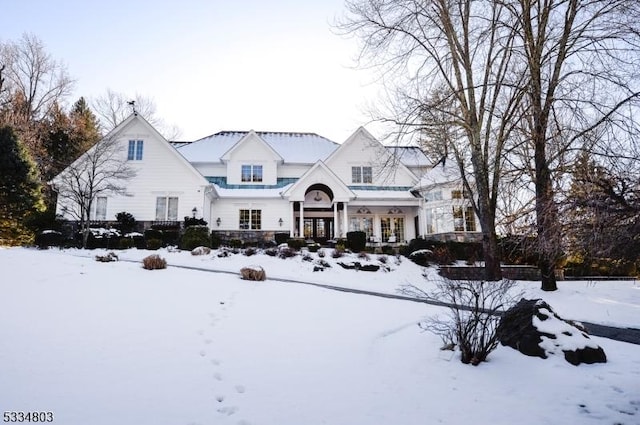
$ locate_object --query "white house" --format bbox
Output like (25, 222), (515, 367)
(52, 113), (480, 244)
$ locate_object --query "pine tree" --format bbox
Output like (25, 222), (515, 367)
(0, 125), (45, 244)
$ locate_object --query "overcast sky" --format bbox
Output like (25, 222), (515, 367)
(4, 0), (382, 142)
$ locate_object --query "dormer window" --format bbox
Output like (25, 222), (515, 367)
(127, 140), (143, 160)
(352, 166), (373, 184)
(241, 165), (263, 182)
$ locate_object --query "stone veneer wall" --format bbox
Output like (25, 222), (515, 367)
(439, 265), (565, 281)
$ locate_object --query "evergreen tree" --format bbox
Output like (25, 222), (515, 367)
(0, 125), (44, 244)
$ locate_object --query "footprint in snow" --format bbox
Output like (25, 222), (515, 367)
(217, 406), (238, 416)
(211, 359), (221, 366)
(216, 395), (224, 402)
(235, 385), (246, 394)
(199, 350), (207, 357)
(213, 372), (223, 381)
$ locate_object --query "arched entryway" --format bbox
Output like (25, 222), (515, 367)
(294, 184), (340, 243)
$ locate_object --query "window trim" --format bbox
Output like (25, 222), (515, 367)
(241, 164), (263, 182)
(239, 209), (262, 230)
(155, 196), (179, 221)
(351, 166), (373, 184)
(128, 139), (143, 161)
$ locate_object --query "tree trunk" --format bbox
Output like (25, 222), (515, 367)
(534, 133), (559, 291)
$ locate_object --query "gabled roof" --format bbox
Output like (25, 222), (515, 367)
(51, 113), (209, 187)
(388, 146), (431, 168)
(220, 130), (284, 163)
(413, 162), (464, 191)
(281, 160), (356, 202)
(177, 131), (339, 164)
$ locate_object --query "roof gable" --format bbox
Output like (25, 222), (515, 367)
(282, 160), (355, 202)
(325, 127), (419, 186)
(220, 130), (283, 163)
(178, 131), (338, 164)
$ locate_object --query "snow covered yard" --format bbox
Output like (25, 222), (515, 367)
(1, 247), (639, 425)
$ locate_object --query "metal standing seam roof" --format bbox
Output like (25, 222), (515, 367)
(177, 131), (339, 164)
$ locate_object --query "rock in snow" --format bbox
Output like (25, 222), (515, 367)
(497, 298), (607, 366)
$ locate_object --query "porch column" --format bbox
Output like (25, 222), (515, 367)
(289, 201), (295, 237)
(299, 201), (304, 239)
(333, 202), (338, 239)
(342, 202), (348, 237)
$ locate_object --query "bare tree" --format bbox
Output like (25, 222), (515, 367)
(339, 0), (527, 280)
(0, 33), (74, 121)
(51, 135), (136, 247)
(502, 0), (640, 291)
(92, 89), (182, 140)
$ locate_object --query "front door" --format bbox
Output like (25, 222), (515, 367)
(303, 218), (334, 243)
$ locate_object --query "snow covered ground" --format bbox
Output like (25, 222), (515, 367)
(1, 247), (639, 425)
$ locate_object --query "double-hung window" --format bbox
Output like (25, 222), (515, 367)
(128, 140), (143, 160)
(94, 197), (107, 220)
(239, 209), (261, 229)
(241, 165), (263, 182)
(351, 166), (373, 184)
(156, 197), (178, 221)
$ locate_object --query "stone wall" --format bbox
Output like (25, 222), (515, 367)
(439, 265), (564, 281)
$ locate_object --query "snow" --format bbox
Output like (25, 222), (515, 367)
(177, 131), (339, 164)
(1, 247), (639, 425)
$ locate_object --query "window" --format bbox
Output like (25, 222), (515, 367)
(380, 217), (405, 242)
(128, 140), (143, 160)
(352, 166), (373, 184)
(94, 197), (107, 220)
(451, 189), (470, 199)
(425, 190), (443, 202)
(241, 165), (263, 182)
(465, 206), (476, 231)
(350, 216), (373, 238)
(239, 209), (261, 229)
(453, 206), (476, 231)
(156, 197), (178, 220)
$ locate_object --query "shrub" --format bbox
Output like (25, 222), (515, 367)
(146, 238), (163, 250)
(278, 246), (297, 259)
(162, 229), (181, 247)
(115, 212), (136, 234)
(357, 251), (370, 260)
(229, 239), (243, 249)
(302, 253), (314, 262)
(317, 249), (325, 258)
(191, 246), (211, 256)
(184, 216), (207, 227)
(142, 254), (167, 270)
(433, 246), (454, 265)
(381, 245), (395, 255)
(331, 248), (345, 258)
(347, 231), (367, 252)
(274, 232), (289, 245)
(308, 243), (320, 253)
(243, 247), (257, 257)
(240, 266), (266, 281)
(286, 238), (306, 251)
(210, 232), (221, 249)
(402, 278), (520, 366)
(118, 238), (135, 249)
(144, 229), (163, 241)
(35, 230), (64, 249)
(378, 255), (388, 264)
(265, 247), (278, 257)
(95, 252), (118, 262)
(181, 225), (210, 250)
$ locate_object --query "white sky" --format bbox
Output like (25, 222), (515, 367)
(4, 0), (382, 143)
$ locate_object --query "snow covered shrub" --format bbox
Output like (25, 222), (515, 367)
(358, 251), (370, 260)
(142, 254), (167, 270)
(331, 247), (345, 258)
(191, 246), (211, 256)
(240, 266), (266, 281)
(243, 247), (257, 257)
(317, 249), (325, 258)
(402, 278), (520, 366)
(278, 246), (297, 259)
(377, 255), (388, 264)
(265, 247), (278, 257)
(95, 252), (118, 262)
(302, 253), (314, 262)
